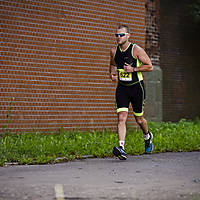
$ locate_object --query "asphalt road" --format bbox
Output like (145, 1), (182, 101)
(0, 152), (200, 200)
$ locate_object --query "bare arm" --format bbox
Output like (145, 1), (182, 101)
(109, 47), (118, 81)
(124, 44), (153, 72)
(133, 44), (153, 72)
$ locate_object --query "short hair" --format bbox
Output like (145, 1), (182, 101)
(117, 24), (130, 33)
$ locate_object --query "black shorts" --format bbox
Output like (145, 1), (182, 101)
(115, 81), (145, 116)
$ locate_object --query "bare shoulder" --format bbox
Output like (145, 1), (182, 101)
(133, 44), (144, 53)
(110, 46), (116, 57)
(133, 44), (148, 58)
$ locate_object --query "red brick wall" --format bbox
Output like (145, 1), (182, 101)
(160, 0), (200, 121)
(144, 0), (162, 122)
(145, 0), (160, 66)
(1, 0), (146, 133)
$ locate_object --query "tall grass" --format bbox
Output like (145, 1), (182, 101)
(0, 119), (199, 166)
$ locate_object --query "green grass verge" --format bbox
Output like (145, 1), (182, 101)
(0, 119), (200, 166)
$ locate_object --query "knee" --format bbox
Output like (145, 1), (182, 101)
(135, 116), (144, 125)
(118, 112), (127, 124)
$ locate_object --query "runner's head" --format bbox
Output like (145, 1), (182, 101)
(115, 25), (130, 45)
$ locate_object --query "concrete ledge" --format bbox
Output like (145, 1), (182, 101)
(145, 65), (162, 122)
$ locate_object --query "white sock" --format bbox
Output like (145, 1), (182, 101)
(119, 140), (125, 149)
(144, 133), (150, 140)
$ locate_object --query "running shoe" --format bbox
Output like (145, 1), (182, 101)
(145, 132), (153, 154)
(113, 146), (127, 160)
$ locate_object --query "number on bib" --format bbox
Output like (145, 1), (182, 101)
(119, 71), (132, 81)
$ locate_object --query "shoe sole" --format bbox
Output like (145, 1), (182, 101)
(145, 148), (153, 154)
(113, 146), (127, 160)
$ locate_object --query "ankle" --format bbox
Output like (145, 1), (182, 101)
(144, 132), (150, 140)
(119, 140), (125, 149)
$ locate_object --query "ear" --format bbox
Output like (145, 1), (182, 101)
(127, 33), (131, 38)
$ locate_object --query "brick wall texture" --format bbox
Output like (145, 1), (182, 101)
(144, 0), (162, 122)
(145, 0), (160, 66)
(160, 0), (200, 121)
(0, 0), (146, 133)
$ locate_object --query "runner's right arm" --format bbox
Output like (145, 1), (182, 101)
(109, 47), (118, 81)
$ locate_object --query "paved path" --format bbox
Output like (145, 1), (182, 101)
(0, 152), (200, 200)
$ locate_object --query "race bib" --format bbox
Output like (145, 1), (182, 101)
(119, 71), (132, 81)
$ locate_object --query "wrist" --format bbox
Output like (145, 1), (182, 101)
(134, 67), (138, 72)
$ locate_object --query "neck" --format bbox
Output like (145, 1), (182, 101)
(119, 41), (130, 51)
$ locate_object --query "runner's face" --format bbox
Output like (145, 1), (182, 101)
(115, 28), (129, 45)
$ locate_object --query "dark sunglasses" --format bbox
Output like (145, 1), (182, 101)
(115, 33), (128, 37)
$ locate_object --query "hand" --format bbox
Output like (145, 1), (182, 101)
(124, 63), (134, 72)
(110, 73), (118, 81)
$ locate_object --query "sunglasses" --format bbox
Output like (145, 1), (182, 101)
(115, 33), (128, 37)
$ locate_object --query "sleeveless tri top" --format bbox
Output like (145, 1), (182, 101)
(114, 43), (143, 86)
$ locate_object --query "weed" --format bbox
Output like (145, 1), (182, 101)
(0, 119), (199, 166)
(2, 97), (15, 133)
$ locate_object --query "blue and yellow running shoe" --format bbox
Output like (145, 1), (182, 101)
(113, 146), (127, 160)
(145, 132), (153, 154)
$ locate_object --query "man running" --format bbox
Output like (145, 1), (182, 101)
(109, 24), (153, 160)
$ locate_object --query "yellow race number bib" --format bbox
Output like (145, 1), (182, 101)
(119, 71), (132, 81)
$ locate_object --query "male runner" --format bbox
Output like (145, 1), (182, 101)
(109, 25), (153, 160)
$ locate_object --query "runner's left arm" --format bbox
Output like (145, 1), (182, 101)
(133, 45), (153, 72)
